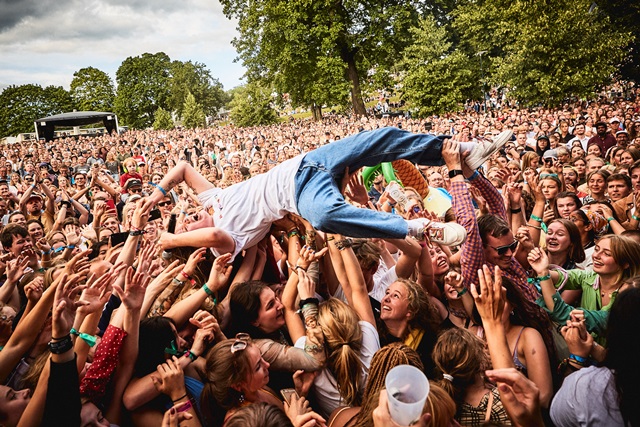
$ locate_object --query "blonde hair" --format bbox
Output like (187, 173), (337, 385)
(600, 235), (640, 284)
(318, 298), (364, 406)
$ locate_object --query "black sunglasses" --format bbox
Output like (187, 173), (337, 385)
(486, 240), (518, 256)
(157, 200), (173, 207)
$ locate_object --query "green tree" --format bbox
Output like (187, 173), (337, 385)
(181, 92), (206, 129)
(70, 67), (115, 111)
(401, 16), (478, 116)
(220, 0), (441, 116)
(595, 0), (640, 82)
(228, 83), (279, 127)
(152, 107), (174, 130)
(0, 84), (74, 138)
(168, 61), (227, 118)
(114, 52), (171, 129)
(453, 0), (633, 105)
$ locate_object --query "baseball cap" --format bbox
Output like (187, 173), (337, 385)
(125, 179), (142, 189)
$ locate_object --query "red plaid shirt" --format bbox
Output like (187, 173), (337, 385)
(451, 175), (538, 302)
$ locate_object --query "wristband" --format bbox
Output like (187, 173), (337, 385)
(70, 328), (97, 347)
(172, 278), (186, 286)
(129, 230), (145, 236)
(202, 283), (214, 296)
(537, 274), (551, 281)
(186, 350), (199, 362)
(299, 297), (319, 311)
(456, 287), (468, 297)
(468, 170), (480, 181)
(180, 271), (192, 280)
(530, 214), (543, 222)
(42, 249), (52, 255)
(606, 217), (614, 222)
(49, 336), (73, 354)
(569, 353), (589, 364)
(632, 214), (640, 221)
(66, 244), (76, 250)
(150, 182), (168, 196)
(510, 207), (522, 214)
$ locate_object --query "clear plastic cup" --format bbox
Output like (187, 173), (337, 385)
(385, 364), (430, 426)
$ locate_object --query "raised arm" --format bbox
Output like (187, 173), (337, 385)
(158, 226), (236, 257)
(333, 238), (375, 326)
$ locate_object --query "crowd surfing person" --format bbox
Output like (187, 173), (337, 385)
(0, 96), (640, 426)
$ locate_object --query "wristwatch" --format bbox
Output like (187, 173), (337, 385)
(448, 169), (464, 179)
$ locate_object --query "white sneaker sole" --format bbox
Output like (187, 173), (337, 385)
(426, 222), (467, 247)
(466, 130), (513, 170)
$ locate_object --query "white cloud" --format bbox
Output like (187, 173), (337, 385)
(0, 0), (245, 91)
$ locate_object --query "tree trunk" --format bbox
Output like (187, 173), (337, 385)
(311, 104), (323, 121)
(344, 54), (367, 117)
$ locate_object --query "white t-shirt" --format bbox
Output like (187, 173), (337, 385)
(294, 320), (380, 417)
(198, 156), (304, 259)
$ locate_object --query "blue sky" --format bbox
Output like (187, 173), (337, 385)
(0, 0), (245, 92)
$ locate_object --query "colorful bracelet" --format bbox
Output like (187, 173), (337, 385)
(632, 214), (640, 221)
(569, 353), (589, 364)
(456, 287), (468, 297)
(288, 228), (300, 238)
(606, 217), (615, 222)
(150, 182), (168, 196)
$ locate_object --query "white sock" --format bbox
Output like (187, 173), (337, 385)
(406, 218), (428, 238)
(459, 142), (477, 154)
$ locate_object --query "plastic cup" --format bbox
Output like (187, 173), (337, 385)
(385, 364), (430, 426)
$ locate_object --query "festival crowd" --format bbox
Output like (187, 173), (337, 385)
(0, 92), (638, 427)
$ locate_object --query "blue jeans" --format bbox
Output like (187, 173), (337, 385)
(294, 127), (446, 238)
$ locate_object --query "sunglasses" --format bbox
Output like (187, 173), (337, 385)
(230, 333), (251, 354)
(486, 240), (518, 255)
(129, 187), (142, 193)
(157, 200), (173, 207)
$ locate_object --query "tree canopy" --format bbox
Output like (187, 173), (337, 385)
(114, 52), (172, 129)
(181, 92), (206, 129)
(220, 0), (439, 116)
(168, 61), (227, 119)
(70, 67), (115, 112)
(228, 83), (279, 127)
(0, 84), (74, 138)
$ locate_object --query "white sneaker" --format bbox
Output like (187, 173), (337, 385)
(406, 219), (467, 247)
(465, 130), (513, 170)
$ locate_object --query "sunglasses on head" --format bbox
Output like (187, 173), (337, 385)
(230, 333), (251, 354)
(487, 240), (518, 255)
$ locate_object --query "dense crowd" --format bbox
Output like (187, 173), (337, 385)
(0, 93), (639, 427)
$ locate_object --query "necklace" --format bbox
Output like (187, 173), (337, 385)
(600, 283), (623, 299)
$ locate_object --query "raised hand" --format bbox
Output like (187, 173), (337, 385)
(24, 277), (44, 304)
(485, 368), (544, 427)
(344, 172), (370, 206)
(206, 253), (233, 293)
(151, 356), (187, 400)
(470, 265), (505, 326)
(183, 247), (208, 278)
(6, 256), (29, 284)
(296, 245), (328, 270)
(52, 274), (87, 339)
(113, 266), (151, 311)
(526, 247), (549, 276)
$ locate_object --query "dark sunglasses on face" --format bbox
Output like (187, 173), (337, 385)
(157, 200), (173, 207)
(487, 240), (518, 256)
(129, 187), (142, 193)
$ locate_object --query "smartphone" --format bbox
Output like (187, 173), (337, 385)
(109, 231), (129, 247)
(280, 388), (298, 405)
(149, 208), (161, 221)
